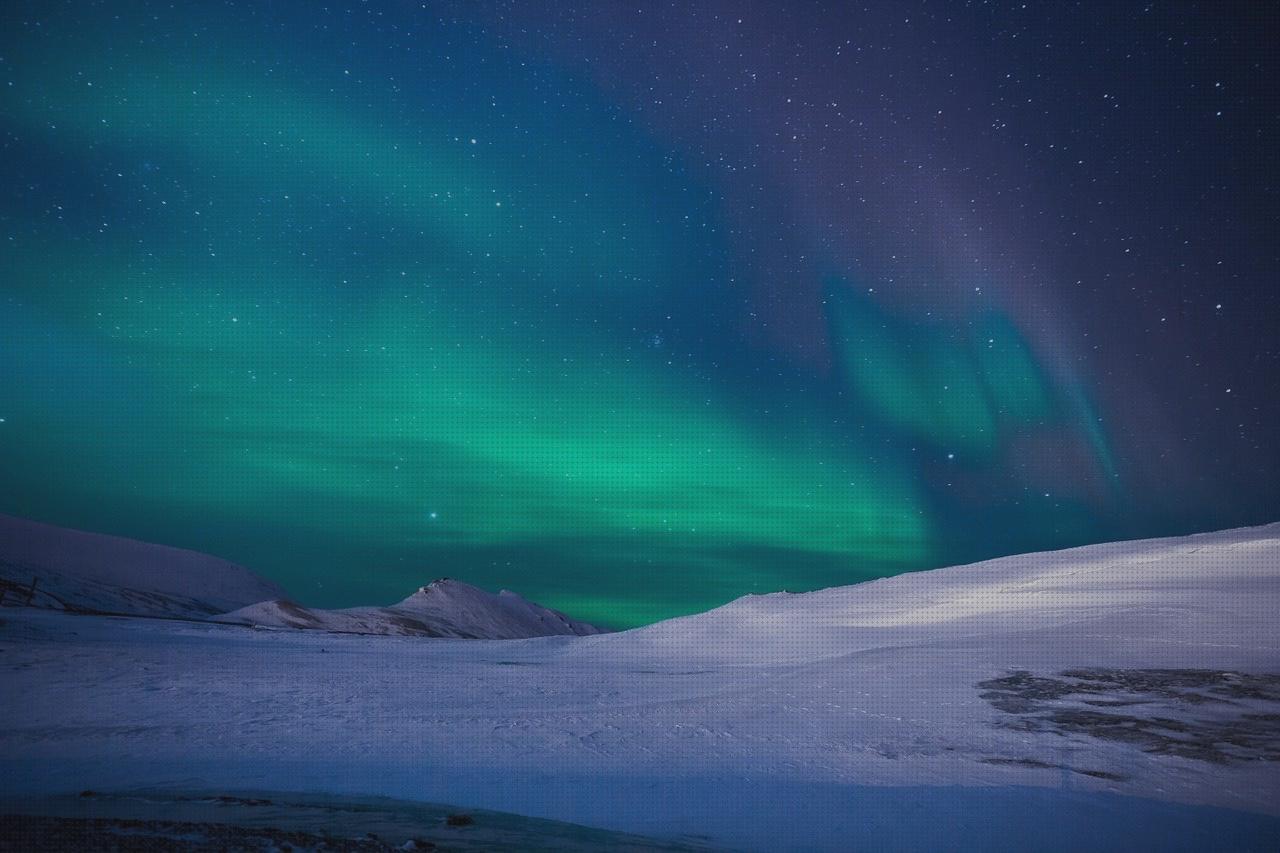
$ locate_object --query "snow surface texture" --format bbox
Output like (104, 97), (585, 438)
(0, 513), (286, 617)
(2, 523), (1280, 851)
(215, 580), (604, 639)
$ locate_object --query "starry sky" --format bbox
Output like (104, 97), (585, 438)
(1, 1), (1277, 628)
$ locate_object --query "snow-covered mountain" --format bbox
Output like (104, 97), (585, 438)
(0, 514), (603, 639)
(0, 513), (287, 618)
(215, 578), (604, 639)
(2, 522), (1278, 851)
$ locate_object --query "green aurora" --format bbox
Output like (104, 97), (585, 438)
(0, 6), (1132, 626)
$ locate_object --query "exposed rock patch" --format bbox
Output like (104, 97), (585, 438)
(979, 669), (1280, 764)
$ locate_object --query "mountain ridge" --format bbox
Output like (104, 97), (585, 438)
(215, 577), (605, 639)
(0, 513), (604, 638)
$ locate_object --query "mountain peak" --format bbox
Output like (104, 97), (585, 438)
(220, 577), (605, 639)
(410, 577), (483, 599)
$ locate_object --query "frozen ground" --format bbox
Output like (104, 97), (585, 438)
(0, 790), (706, 851)
(2, 523), (1280, 851)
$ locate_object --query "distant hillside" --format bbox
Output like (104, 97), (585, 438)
(0, 514), (286, 618)
(0, 514), (603, 638)
(215, 578), (605, 639)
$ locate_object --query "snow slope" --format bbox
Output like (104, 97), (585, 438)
(215, 578), (604, 639)
(2, 523), (1279, 851)
(582, 520), (1280, 666)
(0, 513), (286, 617)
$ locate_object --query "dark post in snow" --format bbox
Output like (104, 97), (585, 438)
(0, 575), (40, 607)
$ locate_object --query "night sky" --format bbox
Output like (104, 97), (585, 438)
(2, 2), (1276, 628)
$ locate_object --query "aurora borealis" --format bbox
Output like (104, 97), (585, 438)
(2, 2), (1276, 627)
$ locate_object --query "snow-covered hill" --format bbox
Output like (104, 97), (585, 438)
(0, 515), (600, 638)
(2, 522), (1278, 851)
(215, 578), (604, 639)
(584, 520), (1280, 666)
(0, 513), (286, 618)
